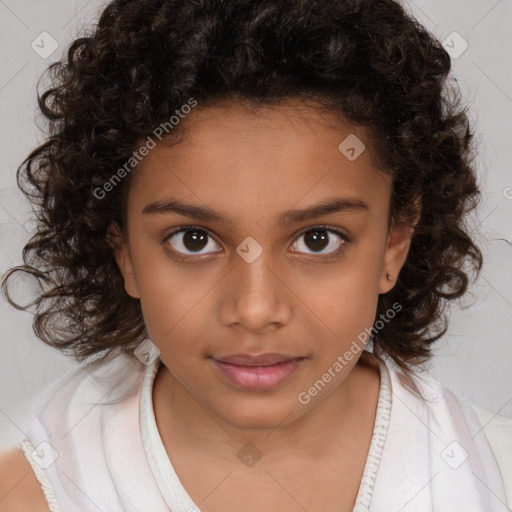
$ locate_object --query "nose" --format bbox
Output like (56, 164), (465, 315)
(218, 252), (293, 333)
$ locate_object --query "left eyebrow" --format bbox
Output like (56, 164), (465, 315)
(275, 197), (369, 226)
(142, 196), (369, 227)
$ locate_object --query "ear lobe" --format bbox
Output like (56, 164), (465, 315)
(379, 219), (415, 294)
(108, 222), (141, 299)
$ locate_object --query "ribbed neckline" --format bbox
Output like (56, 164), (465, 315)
(352, 350), (393, 511)
(139, 349), (392, 511)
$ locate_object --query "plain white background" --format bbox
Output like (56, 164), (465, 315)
(0, 0), (511, 450)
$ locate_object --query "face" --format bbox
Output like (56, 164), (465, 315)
(115, 100), (413, 431)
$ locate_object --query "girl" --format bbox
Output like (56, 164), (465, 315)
(1, 0), (510, 510)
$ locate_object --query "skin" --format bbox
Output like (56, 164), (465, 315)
(0, 448), (49, 511)
(113, 99), (416, 510)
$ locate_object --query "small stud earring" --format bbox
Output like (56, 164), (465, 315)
(386, 272), (393, 281)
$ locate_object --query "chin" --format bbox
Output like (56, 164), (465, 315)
(216, 401), (302, 431)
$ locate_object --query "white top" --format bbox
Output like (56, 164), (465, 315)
(17, 347), (512, 511)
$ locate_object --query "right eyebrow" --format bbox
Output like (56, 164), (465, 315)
(142, 199), (235, 226)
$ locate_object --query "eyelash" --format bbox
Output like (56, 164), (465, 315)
(163, 224), (350, 259)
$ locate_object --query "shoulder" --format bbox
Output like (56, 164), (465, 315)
(0, 447), (49, 512)
(0, 354), (144, 512)
(471, 404), (512, 505)
(398, 364), (512, 503)
(0, 354), (148, 512)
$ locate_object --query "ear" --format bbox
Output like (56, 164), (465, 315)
(108, 222), (141, 299)
(379, 199), (420, 294)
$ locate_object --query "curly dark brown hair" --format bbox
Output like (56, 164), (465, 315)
(2, 0), (482, 374)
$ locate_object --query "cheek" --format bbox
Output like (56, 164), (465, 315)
(136, 279), (208, 378)
(302, 247), (384, 355)
(127, 241), (211, 340)
(138, 277), (212, 343)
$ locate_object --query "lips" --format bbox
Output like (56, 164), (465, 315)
(215, 353), (301, 366)
(212, 353), (305, 391)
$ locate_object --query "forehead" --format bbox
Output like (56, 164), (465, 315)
(149, 99), (376, 162)
(128, 100), (391, 219)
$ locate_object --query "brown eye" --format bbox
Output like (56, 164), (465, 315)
(290, 227), (347, 256)
(166, 227), (221, 255)
(304, 230), (329, 251)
